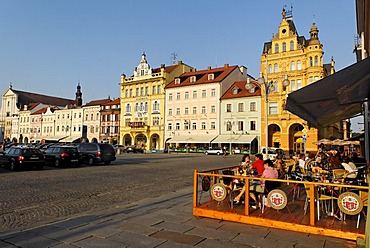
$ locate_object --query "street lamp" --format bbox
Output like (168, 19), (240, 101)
(245, 74), (289, 159)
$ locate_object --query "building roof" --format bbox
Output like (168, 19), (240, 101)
(220, 80), (261, 100)
(165, 64), (238, 89)
(12, 89), (75, 109)
(103, 98), (120, 106)
(31, 107), (49, 115)
(84, 98), (111, 106)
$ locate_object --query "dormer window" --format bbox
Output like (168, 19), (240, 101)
(208, 74), (214, 80)
(232, 87), (239, 95)
(175, 78), (180, 84)
(190, 76), (196, 83)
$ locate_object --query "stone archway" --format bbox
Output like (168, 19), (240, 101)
(150, 134), (160, 150)
(123, 134), (132, 146)
(289, 123), (304, 155)
(135, 134), (147, 150)
(268, 124), (281, 148)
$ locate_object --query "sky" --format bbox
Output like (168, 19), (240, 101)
(0, 0), (362, 131)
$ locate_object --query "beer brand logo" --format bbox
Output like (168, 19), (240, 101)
(267, 189), (287, 210)
(210, 183), (227, 201)
(338, 192), (363, 215)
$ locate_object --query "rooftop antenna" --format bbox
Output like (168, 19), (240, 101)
(171, 52), (177, 64)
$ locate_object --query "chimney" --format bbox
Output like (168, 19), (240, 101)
(177, 60), (182, 65)
(207, 66), (211, 70)
(224, 63), (229, 68)
(161, 64), (165, 68)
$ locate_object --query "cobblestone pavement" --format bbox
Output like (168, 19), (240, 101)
(0, 153), (239, 232)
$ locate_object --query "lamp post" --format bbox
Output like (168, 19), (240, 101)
(245, 75), (290, 159)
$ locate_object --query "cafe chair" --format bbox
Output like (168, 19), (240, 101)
(304, 184), (336, 220)
(260, 180), (281, 214)
(284, 159), (296, 184)
(357, 190), (368, 228)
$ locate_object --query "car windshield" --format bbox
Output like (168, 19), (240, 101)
(22, 149), (42, 155)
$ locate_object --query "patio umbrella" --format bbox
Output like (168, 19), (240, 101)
(331, 139), (344, 146)
(312, 139), (332, 145)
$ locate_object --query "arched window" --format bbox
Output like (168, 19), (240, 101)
(282, 42), (286, 52)
(145, 102), (148, 112)
(290, 40), (294, 50)
(275, 43), (279, 53)
(314, 56), (318, 66)
(290, 61), (295, 71)
(297, 60), (302, 70)
(135, 103), (139, 111)
(126, 103), (131, 112)
(309, 57), (313, 67)
(153, 101), (159, 111)
(274, 63), (278, 73)
(268, 64), (272, 73)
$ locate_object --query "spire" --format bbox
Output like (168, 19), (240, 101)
(308, 17), (320, 45)
(75, 81), (83, 106)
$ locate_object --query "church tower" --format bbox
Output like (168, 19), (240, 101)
(75, 83), (83, 107)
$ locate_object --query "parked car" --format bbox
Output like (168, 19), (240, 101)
(76, 143), (116, 165)
(204, 147), (227, 156)
(260, 147), (286, 160)
(44, 145), (81, 167)
(0, 147), (45, 171)
(124, 145), (144, 153)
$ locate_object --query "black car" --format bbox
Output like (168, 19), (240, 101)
(124, 145), (144, 153)
(76, 143), (116, 165)
(0, 147), (45, 171)
(44, 146), (81, 167)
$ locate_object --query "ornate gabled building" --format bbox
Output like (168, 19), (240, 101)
(164, 64), (250, 150)
(99, 98), (120, 144)
(119, 53), (192, 151)
(260, 8), (340, 154)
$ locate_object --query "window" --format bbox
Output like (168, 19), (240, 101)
(269, 102), (278, 115)
(192, 107), (197, 114)
(211, 88), (216, 97)
(74, 113), (76, 118)
(282, 42), (286, 52)
(192, 122), (197, 130)
(201, 122), (206, 130)
(211, 105), (216, 113)
(314, 76), (319, 82)
(190, 76), (196, 82)
(226, 104), (232, 112)
(176, 92), (181, 100)
(90, 114), (93, 121)
(208, 74), (214, 80)
(168, 108), (173, 116)
(153, 101), (159, 111)
(210, 122), (216, 130)
(184, 107), (189, 115)
(145, 87), (149, 95)
(192, 90), (197, 98)
(238, 121), (243, 131)
(290, 80), (296, 91)
(176, 108), (180, 115)
(175, 123), (180, 130)
(184, 121), (189, 130)
(250, 102), (256, 112)
(168, 93), (173, 101)
(168, 123), (172, 130)
(129, 89), (133, 97)
(201, 106), (206, 114)
(314, 56), (318, 66)
(85, 114), (88, 121)
(202, 90), (206, 98)
(238, 103), (244, 112)
(290, 61), (295, 71)
(157, 85), (161, 94)
(185, 91), (189, 99)
(152, 117), (159, 126)
(268, 64), (272, 73)
(309, 57), (313, 67)
(290, 40), (294, 50)
(175, 78), (180, 84)
(297, 60), (302, 70)
(250, 120), (256, 131)
(152, 86), (156, 95)
(297, 79), (302, 89)
(275, 43), (279, 53)
(273, 81), (278, 92)
(226, 121), (232, 131)
(136, 88), (139, 96)
(274, 63), (278, 73)
(309, 77), (313, 84)
(140, 87), (144, 96)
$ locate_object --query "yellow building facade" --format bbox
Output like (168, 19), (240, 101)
(119, 53), (192, 151)
(260, 9), (339, 154)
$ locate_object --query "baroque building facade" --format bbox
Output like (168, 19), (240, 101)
(119, 53), (192, 151)
(260, 8), (339, 154)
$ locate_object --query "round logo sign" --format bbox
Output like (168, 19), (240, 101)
(210, 183), (227, 201)
(267, 189), (287, 210)
(337, 192), (363, 215)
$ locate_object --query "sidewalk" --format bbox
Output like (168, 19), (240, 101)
(0, 187), (358, 248)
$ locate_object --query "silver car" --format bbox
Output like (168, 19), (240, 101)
(204, 147), (225, 155)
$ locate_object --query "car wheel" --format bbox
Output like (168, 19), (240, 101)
(55, 159), (61, 167)
(217, 152), (220, 155)
(10, 161), (17, 171)
(88, 157), (95, 165)
(104, 161), (111, 165)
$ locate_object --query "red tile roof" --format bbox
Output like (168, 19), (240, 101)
(12, 89), (75, 108)
(31, 107), (49, 115)
(165, 65), (238, 89)
(84, 98), (111, 106)
(220, 80), (261, 100)
(103, 98), (120, 106)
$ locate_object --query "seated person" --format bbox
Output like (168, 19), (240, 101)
(274, 158), (285, 179)
(233, 159), (278, 207)
(251, 153), (265, 175)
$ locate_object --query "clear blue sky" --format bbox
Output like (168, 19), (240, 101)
(0, 0), (362, 131)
